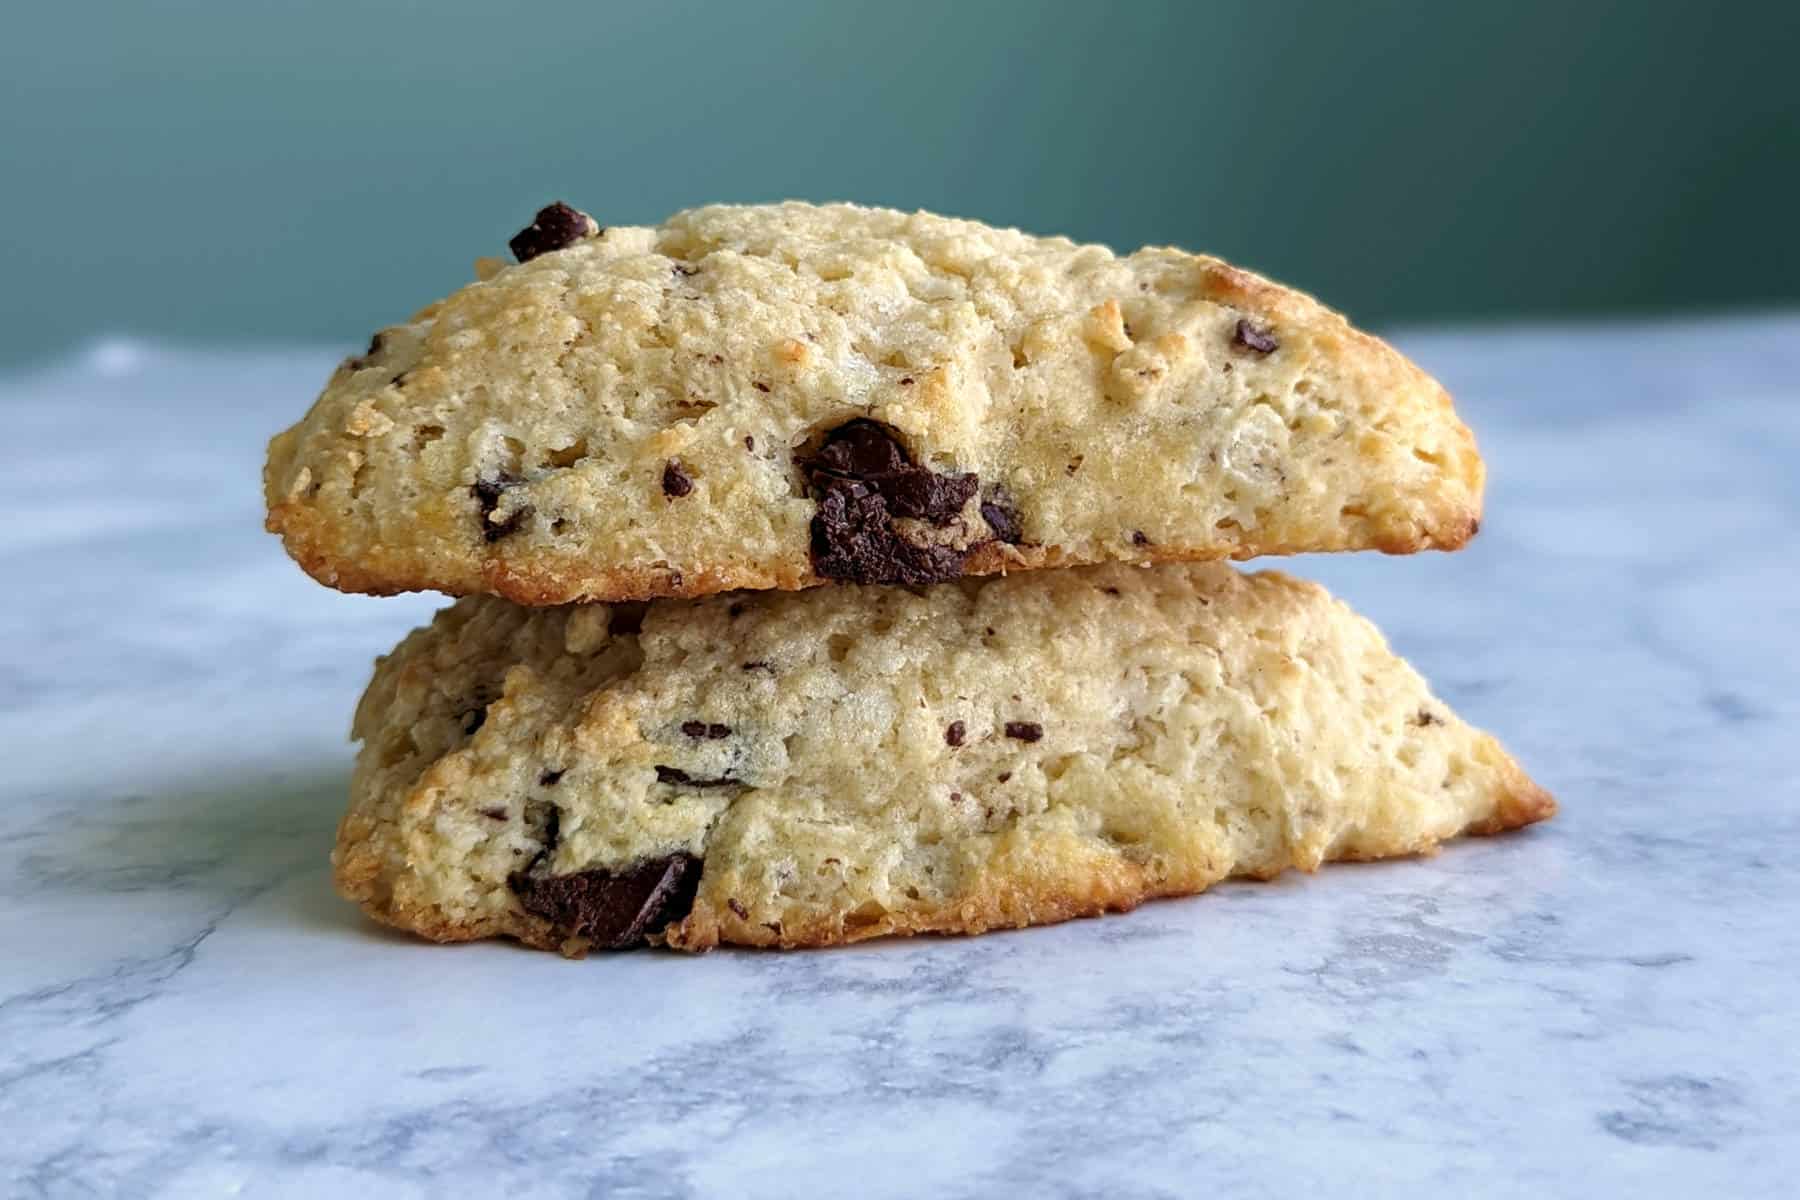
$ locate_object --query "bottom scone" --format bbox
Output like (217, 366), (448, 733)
(335, 563), (1553, 954)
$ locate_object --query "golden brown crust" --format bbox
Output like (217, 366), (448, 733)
(332, 562), (1550, 955)
(266, 202), (1484, 605)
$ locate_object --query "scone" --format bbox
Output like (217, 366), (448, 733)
(334, 563), (1552, 954)
(267, 201), (1484, 605)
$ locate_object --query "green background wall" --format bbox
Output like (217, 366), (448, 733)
(3, 0), (1795, 365)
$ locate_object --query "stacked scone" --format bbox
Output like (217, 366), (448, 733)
(266, 201), (1553, 954)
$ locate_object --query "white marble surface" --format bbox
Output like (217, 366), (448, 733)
(3, 318), (1798, 1198)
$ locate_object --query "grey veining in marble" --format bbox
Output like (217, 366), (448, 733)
(3, 319), (1797, 1198)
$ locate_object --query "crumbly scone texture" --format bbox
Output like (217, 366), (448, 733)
(268, 202), (1484, 604)
(334, 563), (1552, 953)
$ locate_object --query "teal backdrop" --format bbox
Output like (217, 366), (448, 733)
(3, 0), (1795, 365)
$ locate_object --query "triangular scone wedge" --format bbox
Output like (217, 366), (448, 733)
(268, 202), (1483, 604)
(334, 563), (1551, 954)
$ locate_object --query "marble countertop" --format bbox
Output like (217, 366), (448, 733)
(4, 318), (1797, 1198)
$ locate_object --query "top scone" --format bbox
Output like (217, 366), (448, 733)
(266, 201), (1484, 604)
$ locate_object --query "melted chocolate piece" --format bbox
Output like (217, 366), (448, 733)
(471, 472), (532, 542)
(1232, 318), (1278, 356)
(509, 202), (599, 263)
(979, 490), (1022, 544)
(511, 854), (702, 949)
(538, 769), (565, 787)
(1004, 721), (1043, 743)
(810, 482), (968, 585)
(1131, 530), (1152, 547)
(655, 766), (739, 788)
(662, 460), (694, 498)
(680, 721), (731, 740)
(799, 420), (983, 585)
(945, 720), (966, 747)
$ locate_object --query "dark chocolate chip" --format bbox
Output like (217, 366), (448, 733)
(728, 898), (749, 920)
(808, 481), (969, 586)
(1232, 318), (1278, 355)
(945, 720), (966, 747)
(798, 420), (985, 585)
(471, 472), (532, 542)
(1102, 586), (1121, 596)
(744, 435), (756, 451)
(753, 381), (771, 393)
(479, 806), (508, 821)
(538, 769), (565, 787)
(509, 202), (600, 263)
(1004, 721), (1043, 743)
(979, 491), (1022, 544)
(672, 264), (700, 278)
(898, 376), (914, 386)
(510, 853), (702, 949)
(740, 660), (773, 673)
(997, 772), (1012, 783)
(1066, 457), (1083, 475)
(949, 792), (962, 803)
(808, 420), (911, 478)
(680, 721), (731, 740)
(1413, 709), (1443, 727)
(655, 766), (739, 788)
(461, 706), (487, 735)
(662, 460), (694, 498)
(1131, 530), (1152, 547)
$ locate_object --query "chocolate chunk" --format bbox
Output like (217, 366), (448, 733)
(728, 898), (749, 920)
(740, 660), (773, 673)
(808, 420), (912, 478)
(1131, 530), (1151, 547)
(809, 481), (969, 585)
(898, 376), (914, 386)
(1413, 709), (1443, 727)
(945, 720), (966, 747)
(979, 491), (1022, 544)
(479, 806), (508, 821)
(655, 766), (738, 788)
(662, 460), (693, 498)
(680, 721), (731, 740)
(508, 202), (600, 263)
(538, 769), (565, 787)
(510, 853), (702, 949)
(997, 772), (1012, 783)
(461, 706), (487, 735)
(472, 472), (532, 542)
(799, 420), (986, 585)
(1232, 318), (1278, 356)
(753, 381), (771, 393)
(1004, 721), (1043, 742)
(744, 435), (756, 452)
